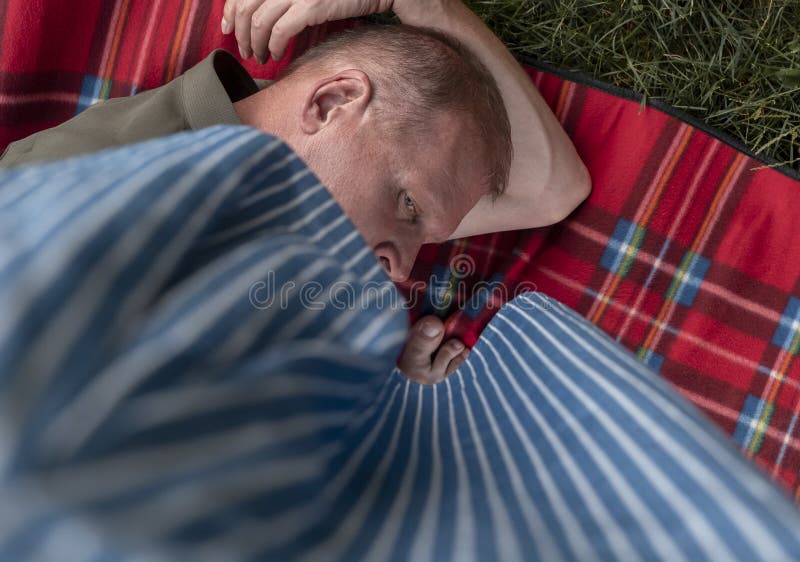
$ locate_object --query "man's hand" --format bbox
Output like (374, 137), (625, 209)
(222, 0), (401, 63)
(397, 315), (469, 385)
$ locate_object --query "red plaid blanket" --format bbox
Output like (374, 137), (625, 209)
(4, 0), (800, 499)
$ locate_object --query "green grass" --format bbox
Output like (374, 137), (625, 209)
(463, 0), (800, 171)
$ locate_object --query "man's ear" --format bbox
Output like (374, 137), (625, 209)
(300, 69), (372, 135)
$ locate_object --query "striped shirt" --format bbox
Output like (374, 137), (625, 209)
(1, 126), (799, 561)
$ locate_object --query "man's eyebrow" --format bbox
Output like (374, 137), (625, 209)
(410, 189), (425, 216)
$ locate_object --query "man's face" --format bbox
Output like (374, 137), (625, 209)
(301, 110), (487, 282)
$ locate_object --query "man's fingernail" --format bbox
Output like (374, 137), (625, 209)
(221, 18), (232, 34)
(239, 46), (249, 59)
(422, 323), (440, 338)
(451, 341), (464, 351)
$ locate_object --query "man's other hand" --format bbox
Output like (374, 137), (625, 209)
(397, 315), (469, 385)
(222, 0), (410, 64)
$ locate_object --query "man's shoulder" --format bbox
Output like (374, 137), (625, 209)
(0, 79), (189, 168)
(0, 50), (257, 169)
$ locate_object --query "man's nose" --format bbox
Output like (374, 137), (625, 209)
(374, 242), (417, 282)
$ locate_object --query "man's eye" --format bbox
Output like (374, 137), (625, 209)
(403, 192), (418, 215)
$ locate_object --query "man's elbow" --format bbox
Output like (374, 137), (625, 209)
(573, 160), (593, 205)
(547, 161), (592, 225)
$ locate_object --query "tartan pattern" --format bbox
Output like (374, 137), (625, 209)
(599, 218), (648, 277)
(663, 250), (711, 307)
(3, 0), (800, 500)
(773, 297), (800, 352)
(76, 75), (106, 114)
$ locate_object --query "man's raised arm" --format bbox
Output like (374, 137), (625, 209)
(403, 0), (592, 238)
(223, 0), (591, 239)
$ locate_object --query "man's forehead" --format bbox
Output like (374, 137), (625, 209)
(391, 112), (487, 237)
(415, 168), (477, 241)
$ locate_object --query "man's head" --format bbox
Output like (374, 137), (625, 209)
(235, 24), (512, 281)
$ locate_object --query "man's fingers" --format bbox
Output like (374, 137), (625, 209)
(397, 317), (468, 385)
(397, 316), (445, 374)
(446, 349), (469, 376)
(268, 5), (313, 61)
(224, 0), (392, 62)
(431, 339), (466, 376)
(250, 1), (290, 63)
(233, 0), (263, 59)
(222, 0), (235, 34)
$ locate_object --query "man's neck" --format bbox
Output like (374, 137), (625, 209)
(233, 87), (284, 136)
(232, 93), (261, 129)
(233, 78), (307, 157)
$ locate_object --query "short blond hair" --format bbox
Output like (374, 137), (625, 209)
(282, 23), (513, 198)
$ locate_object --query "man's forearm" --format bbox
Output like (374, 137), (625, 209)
(396, 0), (591, 238)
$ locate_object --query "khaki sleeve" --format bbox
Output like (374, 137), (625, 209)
(0, 80), (188, 168)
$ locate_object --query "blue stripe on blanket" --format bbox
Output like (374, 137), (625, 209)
(1, 126), (799, 562)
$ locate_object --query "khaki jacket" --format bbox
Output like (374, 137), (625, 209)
(0, 50), (263, 168)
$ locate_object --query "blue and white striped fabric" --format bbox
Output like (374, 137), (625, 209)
(1, 126), (799, 562)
